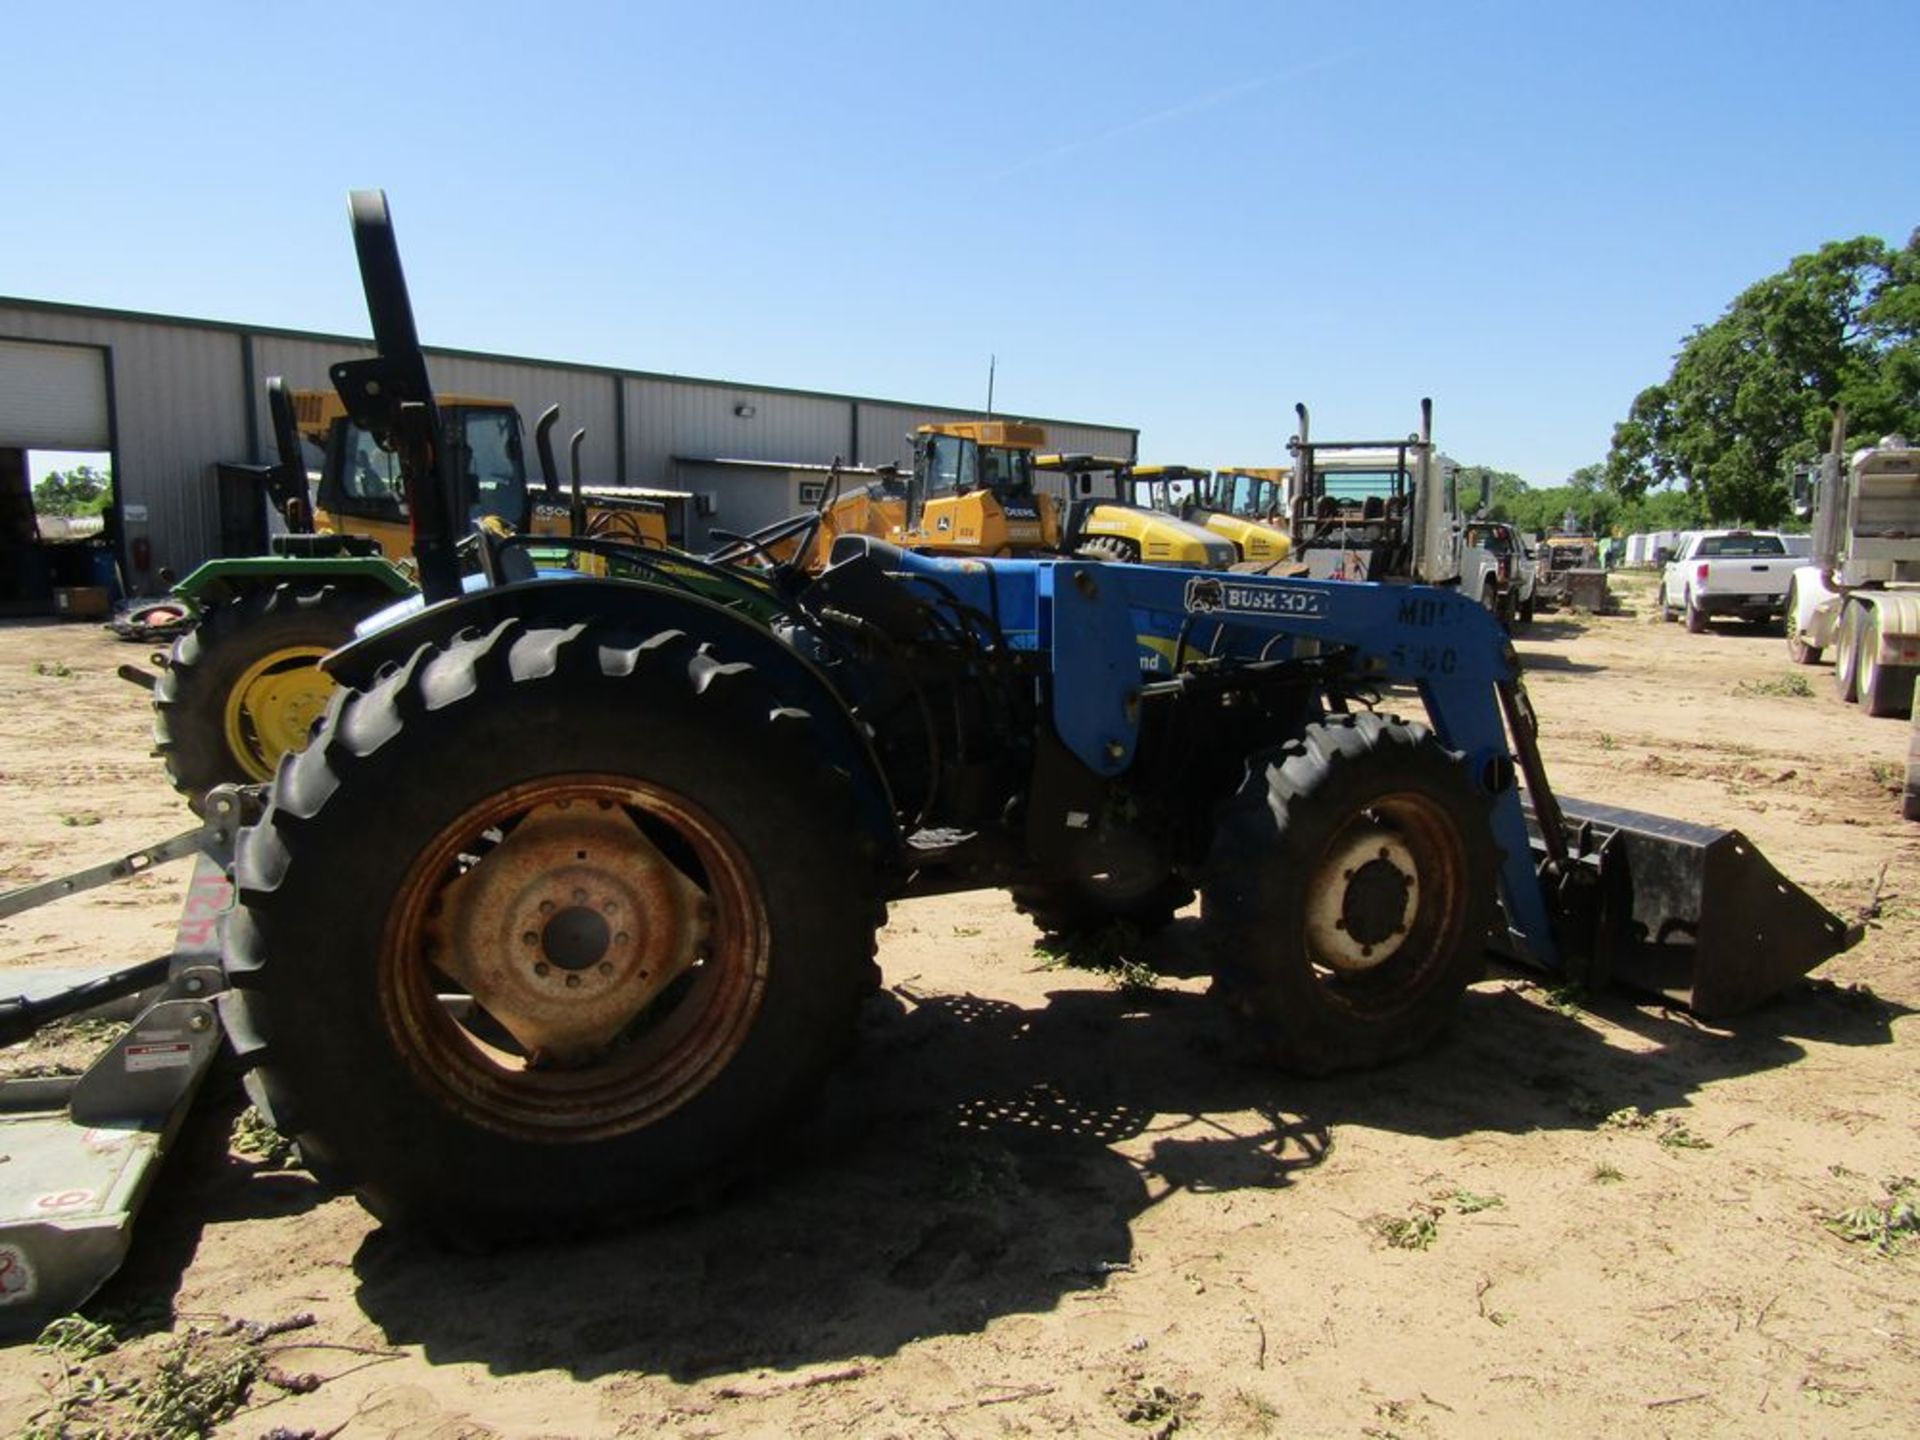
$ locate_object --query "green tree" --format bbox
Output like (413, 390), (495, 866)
(31, 466), (113, 518)
(1606, 232), (1920, 524)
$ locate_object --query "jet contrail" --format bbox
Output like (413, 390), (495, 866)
(981, 47), (1357, 183)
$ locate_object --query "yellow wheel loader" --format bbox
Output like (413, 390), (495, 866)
(1128, 464), (1292, 568)
(1200, 466), (1295, 566)
(1033, 453), (1236, 567)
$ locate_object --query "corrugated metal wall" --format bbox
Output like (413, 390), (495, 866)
(627, 382), (852, 484)
(0, 297), (1136, 588)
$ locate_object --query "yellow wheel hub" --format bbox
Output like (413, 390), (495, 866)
(223, 645), (337, 781)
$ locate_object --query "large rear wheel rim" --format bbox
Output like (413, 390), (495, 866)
(380, 773), (769, 1142)
(1298, 789), (1471, 1020)
(223, 645), (337, 780)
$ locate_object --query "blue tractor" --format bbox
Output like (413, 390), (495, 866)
(211, 194), (1854, 1244)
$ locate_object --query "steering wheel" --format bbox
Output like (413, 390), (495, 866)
(706, 509), (825, 574)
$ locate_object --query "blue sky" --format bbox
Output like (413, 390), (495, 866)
(6, 1), (1915, 483)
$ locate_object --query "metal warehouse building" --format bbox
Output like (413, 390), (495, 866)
(0, 297), (1136, 603)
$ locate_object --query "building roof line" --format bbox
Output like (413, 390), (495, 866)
(0, 294), (1138, 439)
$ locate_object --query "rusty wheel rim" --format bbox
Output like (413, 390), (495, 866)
(1299, 790), (1470, 1019)
(381, 774), (768, 1142)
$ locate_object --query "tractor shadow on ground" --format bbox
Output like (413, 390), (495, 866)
(89, 1081), (331, 1330)
(346, 928), (1902, 1383)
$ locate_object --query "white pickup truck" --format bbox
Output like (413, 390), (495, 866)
(1657, 530), (1794, 633)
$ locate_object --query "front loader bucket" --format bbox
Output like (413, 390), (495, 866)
(1530, 796), (1861, 1017)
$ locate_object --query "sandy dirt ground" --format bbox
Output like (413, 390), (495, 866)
(0, 574), (1914, 1439)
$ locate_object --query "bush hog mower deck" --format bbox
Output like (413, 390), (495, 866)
(0, 194), (1859, 1332)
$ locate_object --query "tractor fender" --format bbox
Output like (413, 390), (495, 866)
(172, 556), (414, 610)
(321, 578), (900, 853)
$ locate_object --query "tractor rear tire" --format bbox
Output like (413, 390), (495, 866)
(1010, 872), (1194, 940)
(1076, 536), (1137, 564)
(1200, 713), (1497, 1076)
(154, 585), (383, 813)
(224, 619), (883, 1244)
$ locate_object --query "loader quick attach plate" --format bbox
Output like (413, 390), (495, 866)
(0, 856), (231, 1338)
(1530, 796), (1861, 1017)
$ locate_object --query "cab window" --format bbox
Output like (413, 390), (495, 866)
(452, 406), (527, 525)
(977, 445), (1032, 495)
(322, 420), (407, 520)
(1695, 533), (1784, 558)
(923, 433), (979, 495)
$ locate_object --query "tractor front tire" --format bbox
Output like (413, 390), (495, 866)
(154, 585), (381, 812)
(224, 619), (883, 1243)
(1201, 714), (1497, 1076)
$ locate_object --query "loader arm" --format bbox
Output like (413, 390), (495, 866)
(871, 546), (1856, 1011)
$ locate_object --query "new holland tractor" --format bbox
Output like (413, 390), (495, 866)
(0, 194), (1858, 1323)
(213, 194), (1852, 1242)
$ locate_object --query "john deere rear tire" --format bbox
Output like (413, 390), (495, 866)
(154, 585), (383, 811)
(1076, 536), (1137, 564)
(224, 619), (882, 1243)
(1200, 714), (1497, 1075)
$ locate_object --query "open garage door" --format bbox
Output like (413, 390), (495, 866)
(0, 339), (114, 613)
